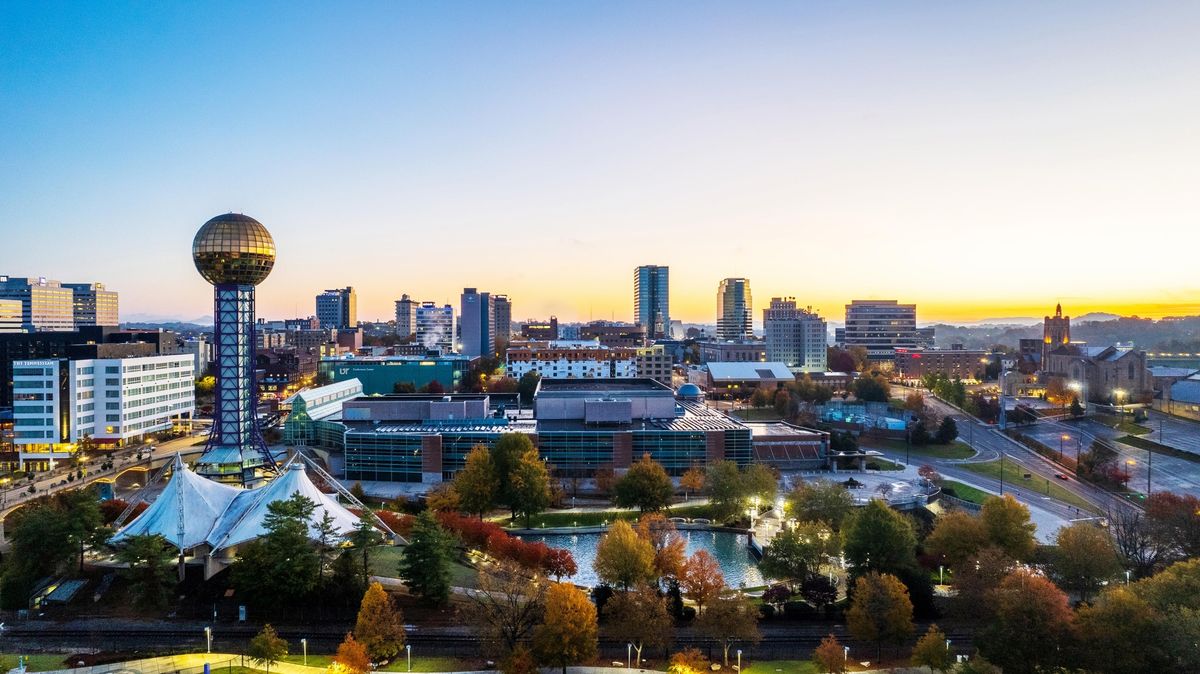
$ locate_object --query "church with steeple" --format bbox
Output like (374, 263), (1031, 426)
(1043, 303), (1071, 366)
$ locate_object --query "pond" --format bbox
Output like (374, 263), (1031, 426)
(519, 529), (765, 588)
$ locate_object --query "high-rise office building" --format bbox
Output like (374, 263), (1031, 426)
(63, 282), (119, 326)
(716, 278), (753, 341)
(394, 294), (418, 338)
(192, 213), (277, 484)
(764, 298), (827, 372)
(459, 287), (496, 358)
(493, 295), (512, 345)
(416, 302), (455, 353)
(0, 299), (21, 333)
(841, 300), (920, 360)
(0, 276), (75, 332)
(316, 287), (357, 330)
(634, 265), (670, 340)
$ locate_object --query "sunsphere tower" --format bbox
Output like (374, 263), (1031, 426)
(192, 213), (277, 484)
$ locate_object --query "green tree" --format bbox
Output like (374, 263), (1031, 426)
(397, 511), (454, 605)
(613, 454), (674, 513)
(910, 624), (953, 673)
(532, 582), (598, 674)
(787, 480), (854, 530)
(841, 500), (918, 575)
(759, 522), (837, 586)
(749, 386), (772, 408)
(603, 584), (674, 666)
(594, 520), (656, 590)
(454, 445), (500, 517)
(1074, 587), (1168, 674)
(980, 494), (1037, 560)
(924, 510), (989, 570)
(1052, 522), (1121, 602)
(934, 417), (958, 444)
(846, 572), (914, 661)
(706, 460), (745, 522)
(114, 533), (176, 611)
(354, 582), (406, 660)
(742, 463), (778, 505)
(231, 494), (321, 612)
(247, 624), (288, 674)
(852, 373), (890, 402)
(509, 448), (551, 528)
(348, 514), (384, 585)
(517, 372), (541, 405)
(493, 433), (535, 516)
(696, 594), (761, 667)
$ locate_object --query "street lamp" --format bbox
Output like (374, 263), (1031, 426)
(1114, 389), (1126, 422)
(406, 644), (411, 672)
(1125, 569), (1131, 585)
(205, 626), (212, 654)
(301, 638), (307, 666)
(627, 643), (632, 671)
(843, 646), (849, 669)
(737, 649), (742, 672)
(1059, 434), (1069, 463)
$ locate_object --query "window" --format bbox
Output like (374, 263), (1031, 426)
(105, 414), (120, 422)
(105, 366), (119, 374)
(105, 378), (119, 386)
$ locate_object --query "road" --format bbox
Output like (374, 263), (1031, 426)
(1144, 409), (1200, 455)
(1017, 414), (1200, 499)
(0, 431), (210, 517)
(888, 386), (1135, 517)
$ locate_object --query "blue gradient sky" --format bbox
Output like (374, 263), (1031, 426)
(2, 1), (1198, 324)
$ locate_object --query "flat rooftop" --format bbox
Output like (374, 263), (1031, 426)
(743, 421), (827, 438)
(536, 377), (672, 393)
(536, 400), (745, 433)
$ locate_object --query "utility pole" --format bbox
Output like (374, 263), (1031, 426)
(1000, 452), (1005, 495)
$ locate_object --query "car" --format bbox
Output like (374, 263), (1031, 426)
(1055, 473), (1069, 480)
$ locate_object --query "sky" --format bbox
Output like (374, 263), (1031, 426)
(2, 1), (1198, 326)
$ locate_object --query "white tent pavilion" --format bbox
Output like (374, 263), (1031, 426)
(112, 453), (376, 576)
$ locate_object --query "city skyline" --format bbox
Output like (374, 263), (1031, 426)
(3, 2), (1198, 324)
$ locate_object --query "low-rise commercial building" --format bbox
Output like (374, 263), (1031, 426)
(893, 346), (989, 383)
(506, 340), (637, 380)
(580, 321), (647, 348)
(319, 354), (468, 395)
(697, 340), (766, 363)
(635, 344), (673, 385)
(690, 361), (794, 397)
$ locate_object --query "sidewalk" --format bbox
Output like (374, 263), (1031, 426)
(32, 655), (659, 674)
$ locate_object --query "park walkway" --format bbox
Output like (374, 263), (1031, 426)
(30, 655), (664, 674)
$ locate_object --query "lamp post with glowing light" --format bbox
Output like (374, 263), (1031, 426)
(301, 638), (307, 666)
(204, 626), (212, 654)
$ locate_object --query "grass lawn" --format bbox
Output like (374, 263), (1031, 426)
(868, 438), (975, 460)
(0, 655), (70, 672)
(733, 408), (784, 421)
(1116, 421), (1151, 436)
(512, 503), (716, 529)
(958, 460), (1098, 513)
(939, 479), (989, 505)
(367, 545), (478, 588)
(279, 655), (473, 672)
(1117, 435), (1200, 464)
(867, 458), (904, 471)
(742, 660), (819, 674)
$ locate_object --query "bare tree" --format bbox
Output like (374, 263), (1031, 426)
(1107, 506), (1167, 578)
(464, 560), (548, 656)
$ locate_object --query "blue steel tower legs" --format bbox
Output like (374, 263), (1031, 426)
(195, 284), (276, 483)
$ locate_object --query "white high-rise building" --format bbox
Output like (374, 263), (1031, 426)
(716, 278), (753, 341)
(415, 302), (455, 353)
(764, 298), (827, 372)
(12, 354), (195, 469)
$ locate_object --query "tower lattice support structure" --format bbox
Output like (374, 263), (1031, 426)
(196, 284), (276, 484)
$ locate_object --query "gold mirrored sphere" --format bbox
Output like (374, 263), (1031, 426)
(192, 213), (276, 286)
